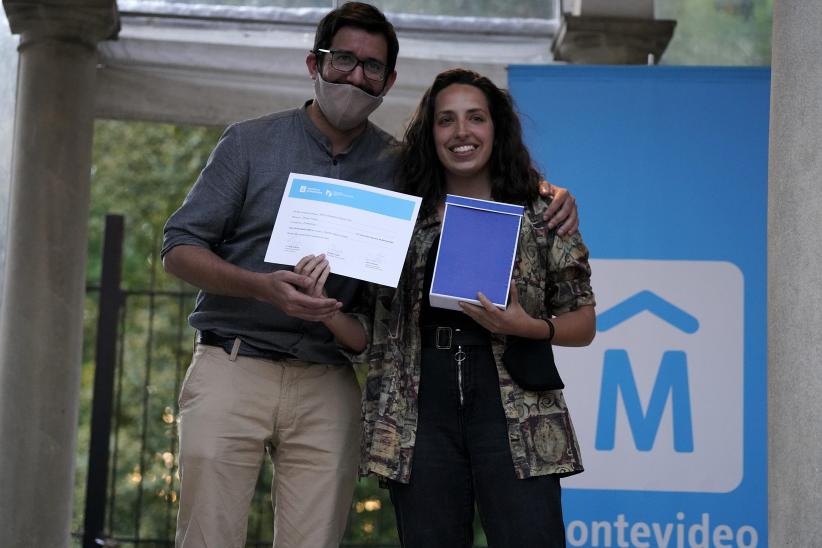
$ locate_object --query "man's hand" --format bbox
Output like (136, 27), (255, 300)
(538, 181), (579, 236)
(162, 244), (341, 321)
(256, 268), (341, 322)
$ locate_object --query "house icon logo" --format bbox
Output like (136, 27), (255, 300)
(557, 259), (744, 493)
(595, 291), (699, 455)
(596, 290), (699, 334)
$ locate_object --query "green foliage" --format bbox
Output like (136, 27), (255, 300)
(659, 0), (773, 66)
(86, 120), (223, 291)
(76, 120), (223, 545)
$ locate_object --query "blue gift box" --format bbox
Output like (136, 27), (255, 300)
(429, 195), (524, 311)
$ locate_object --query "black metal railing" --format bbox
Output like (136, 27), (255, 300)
(73, 215), (400, 547)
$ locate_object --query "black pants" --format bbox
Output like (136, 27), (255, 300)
(388, 344), (566, 548)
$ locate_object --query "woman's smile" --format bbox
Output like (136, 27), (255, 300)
(434, 83), (495, 183)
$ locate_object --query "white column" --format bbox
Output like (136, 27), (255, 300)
(0, 3), (117, 547)
(0, 12), (18, 307)
(768, 2), (822, 546)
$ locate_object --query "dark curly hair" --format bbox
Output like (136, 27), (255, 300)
(400, 68), (541, 215)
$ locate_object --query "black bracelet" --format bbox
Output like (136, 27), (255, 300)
(544, 318), (555, 342)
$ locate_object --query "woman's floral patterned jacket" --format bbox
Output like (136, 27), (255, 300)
(359, 197), (595, 483)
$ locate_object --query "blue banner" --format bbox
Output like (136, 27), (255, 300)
(509, 66), (769, 548)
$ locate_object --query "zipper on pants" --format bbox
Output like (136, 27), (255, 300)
(454, 344), (466, 407)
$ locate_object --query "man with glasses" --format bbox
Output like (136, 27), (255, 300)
(162, 3), (578, 547)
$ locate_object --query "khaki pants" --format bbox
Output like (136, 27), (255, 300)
(175, 344), (362, 548)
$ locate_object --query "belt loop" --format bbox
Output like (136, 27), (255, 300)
(229, 337), (241, 361)
(435, 327), (452, 350)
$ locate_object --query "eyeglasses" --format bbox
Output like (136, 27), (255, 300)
(315, 48), (388, 83)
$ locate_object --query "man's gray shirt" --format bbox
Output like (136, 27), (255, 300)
(162, 104), (400, 365)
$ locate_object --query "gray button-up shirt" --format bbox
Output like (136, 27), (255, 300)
(162, 103), (400, 365)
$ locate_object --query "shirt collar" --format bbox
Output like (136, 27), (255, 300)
(300, 100), (373, 157)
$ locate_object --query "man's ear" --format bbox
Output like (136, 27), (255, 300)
(380, 69), (398, 97)
(306, 51), (319, 79)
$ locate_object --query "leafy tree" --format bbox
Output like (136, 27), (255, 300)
(659, 0), (772, 65)
(74, 120), (223, 545)
(86, 121), (223, 291)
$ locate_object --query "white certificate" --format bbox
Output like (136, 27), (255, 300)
(264, 173), (422, 287)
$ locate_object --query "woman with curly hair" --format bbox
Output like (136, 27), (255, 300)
(299, 68), (595, 547)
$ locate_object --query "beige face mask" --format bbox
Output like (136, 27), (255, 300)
(313, 74), (384, 131)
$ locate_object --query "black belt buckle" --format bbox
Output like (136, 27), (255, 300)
(198, 330), (229, 351)
(199, 330), (293, 361)
(435, 327), (453, 350)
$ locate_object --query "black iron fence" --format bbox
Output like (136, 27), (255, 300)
(72, 215), (399, 547)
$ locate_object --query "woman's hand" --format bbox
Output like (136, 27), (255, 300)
(293, 254), (331, 298)
(459, 284), (549, 339)
(294, 253), (368, 351)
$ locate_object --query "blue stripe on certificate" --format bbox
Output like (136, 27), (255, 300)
(289, 178), (416, 220)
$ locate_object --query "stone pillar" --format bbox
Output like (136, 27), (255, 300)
(0, 2), (118, 547)
(552, 0), (675, 64)
(768, 2), (822, 547)
(0, 11), (18, 309)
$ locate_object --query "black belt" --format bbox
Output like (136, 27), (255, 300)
(197, 330), (293, 361)
(420, 326), (491, 350)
